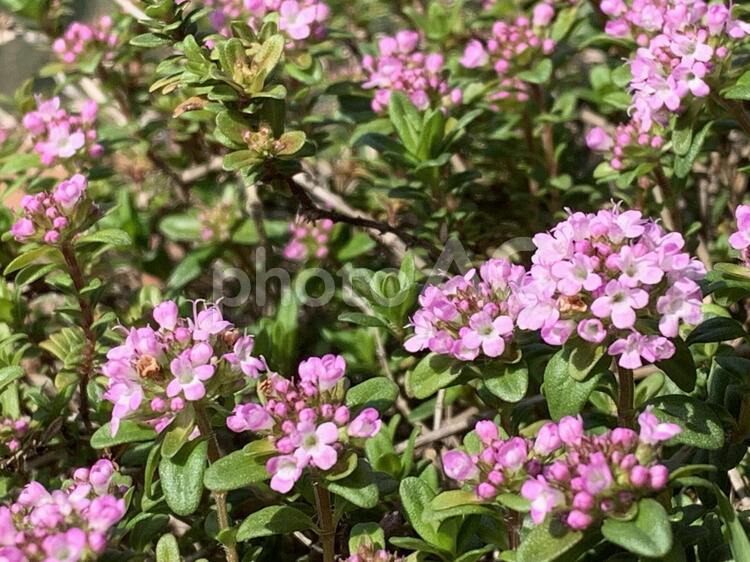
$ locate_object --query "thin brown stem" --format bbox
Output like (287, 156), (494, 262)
(313, 482), (335, 562)
(616, 365), (635, 428)
(284, 175), (441, 259)
(194, 403), (240, 562)
(60, 242), (95, 432)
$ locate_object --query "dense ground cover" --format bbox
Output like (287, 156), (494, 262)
(1, 0), (750, 560)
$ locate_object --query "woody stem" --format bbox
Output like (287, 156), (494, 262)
(616, 365), (635, 428)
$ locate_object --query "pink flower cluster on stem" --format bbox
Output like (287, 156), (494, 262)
(227, 355), (382, 493)
(0, 459), (126, 561)
(363, 31), (461, 113)
(283, 218), (334, 261)
(442, 409), (680, 530)
(0, 416), (29, 453)
(516, 206), (705, 368)
(586, 120), (665, 170)
(102, 300), (266, 436)
(405, 259), (525, 361)
(53, 16), (118, 64)
(599, 0), (750, 134)
(22, 97), (102, 165)
(10, 174), (90, 244)
(460, 2), (556, 106)
(205, 0), (329, 42)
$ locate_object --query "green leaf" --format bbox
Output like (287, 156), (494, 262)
(4, 246), (61, 275)
(75, 229), (132, 247)
(252, 34), (285, 88)
(0, 367), (23, 394)
(388, 91), (421, 153)
(648, 395), (724, 450)
(223, 150), (260, 171)
(601, 498), (673, 558)
(155, 534), (181, 562)
(674, 121), (712, 178)
(481, 361), (529, 403)
(215, 111), (249, 146)
(346, 377), (399, 414)
(0, 153), (40, 175)
(276, 131), (306, 156)
(158, 439), (208, 516)
(686, 316), (746, 345)
(714, 484), (750, 561)
(517, 518), (584, 562)
(236, 505), (313, 541)
(543, 349), (603, 420)
(349, 522), (386, 552)
(405, 353), (464, 399)
(337, 312), (388, 329)
(131, 33), (171, 48)
(517, 59), (553, 84)
(159, 214), (203, 241)
(203, 448), (270, 491)
(328, 459), (379, 508)
(91, 421), (156, 449)
(161, 415), (195, 459)
(430, 490), (483, 511)
(655, 338), (696, 392)
(398, 477), (451, 553)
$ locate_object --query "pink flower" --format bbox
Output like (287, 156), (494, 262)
(88, 460), (115, 495)
(558, 416), (583, 445)
(579, 452), (614, 495)
(442, 450), (478, 481)
(656, 279), (702, 337)
(86, 496), (126, 532)
(459, 311), (513, 357)
(532, 3), (555, 26)
(191, 304), (231, 340)
(348, 408), (382, 438)
(461, 40), (489, 68)
(534, 423), (561, 455)
(591, 280), (648, 329)
(577, 319), (607, 344)
(298, 354), (346, 391)
(521, 476), (564, 524)
(496, 437), (527, 472)
(293, 421), (339, 470)
(638, 408), (681, 444)
(266, 455), (304, 493)
(607, 332), (647, 369)
(586, 127), (614, 151)
(227, 403), (275, 433)
(10, 219), (35, 241)
(225, 336), (266, 378)
(42, 528), (87, 562)
(475, 420), (499, 443)
(729, 205), (750, 250)
(278, 0), (318, 40)
(166, 353), (215, 401)
(52, 173), (87, 210)
(153, 300), (179, 331)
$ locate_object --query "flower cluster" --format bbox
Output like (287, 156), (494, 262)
(516, 206), (705, 368)
(10, 174), (91, 244)
(460, 3), (556, 106)
(443, 410), (680, 530)
(197, 200), (241, 243)
(53, 16), (119, 65)
(362, 30), (461, 113)
(103, 300), (266, 436)
(22, 97), (102, 165)
(345, 545), (403, 562)
(600, 0), (750, 133)
(729, 204), (750, 263)
(586, 120), (664, 170)
(0, 416), (29, 454)
(283, 218), (334, 261)
(206, 0), (329, 42)
(227, 355), (382, 493)
(405, 259), (525, 361)
(0, 459), (126, 561)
